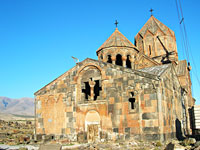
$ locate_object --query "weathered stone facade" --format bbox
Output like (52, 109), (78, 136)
(34, 16), (194, 142)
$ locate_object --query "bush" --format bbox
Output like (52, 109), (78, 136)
(155, 141), (162, 147)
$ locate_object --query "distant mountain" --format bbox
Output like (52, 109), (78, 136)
(0, 97), (34, 116)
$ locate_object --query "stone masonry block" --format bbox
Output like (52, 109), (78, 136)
(140, 94), (144, 101)
(150, 93), (157, 100)
(115, 109), (122, 115)
(38, 118), (43, 124)
(61, 128), (65, 134)
(68, 117), (74, 122)
(143, 127), (159, 133)
(66, 112), (73, 117)
(108, 104), (114, 113)
(145, 100), (151, 107)
(142, 113), (157, 120)
(115, 97), (120, 103)
(67, 122), (73, 128)
(125, 127), (130, 133)
(143, 134), (160, 141)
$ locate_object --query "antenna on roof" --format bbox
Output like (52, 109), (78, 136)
(71, 56), (79, 64)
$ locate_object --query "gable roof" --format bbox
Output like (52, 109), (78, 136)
(96, 28), (136, 53)
(35, 58), (162, 95)
(136, 16), (175, 38)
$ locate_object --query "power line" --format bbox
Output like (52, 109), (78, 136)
(175, 0), (200, 89)
(178, 0), (190, 57)
(175, 0), (189, 62)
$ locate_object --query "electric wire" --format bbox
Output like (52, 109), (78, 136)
(178, 0), (191, 63)
(175, 0), (200, 89)
(175, 0), (189, 62)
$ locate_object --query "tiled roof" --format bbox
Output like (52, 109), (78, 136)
(137, 64), (171, 76)
(96, 28), (136, 53)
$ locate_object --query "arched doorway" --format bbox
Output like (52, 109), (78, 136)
(85, 110), (100, 142)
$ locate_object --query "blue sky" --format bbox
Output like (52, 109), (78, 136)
(0, 0), (200, 104)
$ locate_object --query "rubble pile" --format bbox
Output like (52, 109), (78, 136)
(60, 139), (200, 150)
(0, 119), (34, 145)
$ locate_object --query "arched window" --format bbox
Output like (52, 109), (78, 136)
(126, 55), (131, 68)
(80, 68), (102, 101)
(116, 54), (122, 66)
(107, 55), (112, 63)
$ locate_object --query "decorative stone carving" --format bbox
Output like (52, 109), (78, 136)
(89, 79), (96, 101)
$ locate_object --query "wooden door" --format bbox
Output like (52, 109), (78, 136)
(88, 124), (98, 142)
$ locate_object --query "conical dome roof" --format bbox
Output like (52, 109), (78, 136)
(96, 28), (136, 53)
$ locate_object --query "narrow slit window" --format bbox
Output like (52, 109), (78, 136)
(149, 45), (152, 56)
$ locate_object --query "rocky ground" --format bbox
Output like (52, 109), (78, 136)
(0, 119), (200, 150)
(1, 138), (200, 150)
(0, 119), (34, 146)
(60, 139), (200, 150)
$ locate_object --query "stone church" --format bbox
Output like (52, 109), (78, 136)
(34, 16), (195, 142)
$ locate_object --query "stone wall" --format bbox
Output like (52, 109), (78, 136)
(159, 66), (186, 140)
(35, 58), (187, 142)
